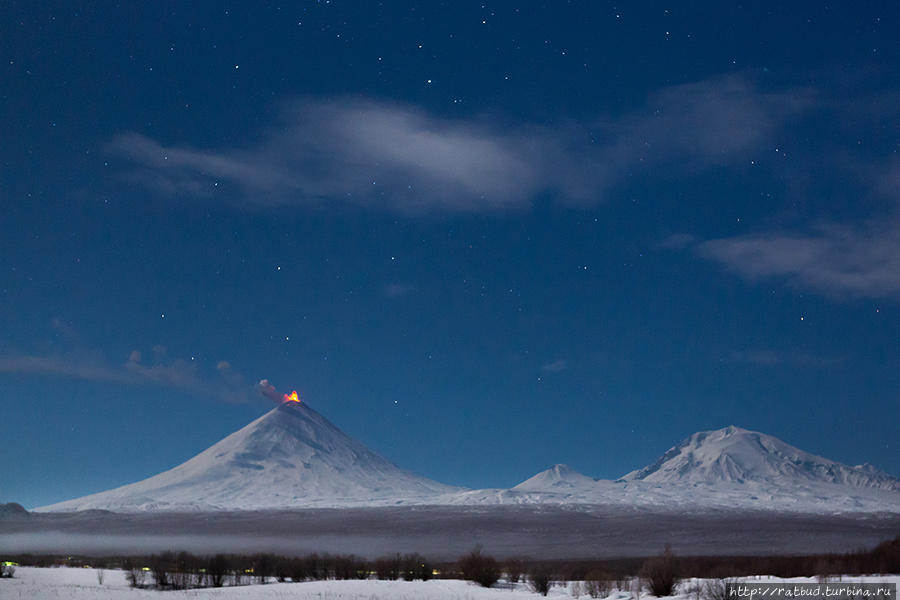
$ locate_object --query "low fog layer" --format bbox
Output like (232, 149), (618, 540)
(3, 506), (899, 559)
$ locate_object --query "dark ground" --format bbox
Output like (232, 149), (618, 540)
(1, 505), (898, 559)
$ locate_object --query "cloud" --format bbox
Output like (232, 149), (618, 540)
(383, 282), (416, 298)
(124, 350), (205, 392)
(602, 75), (812, 171)
(695, 220), (900, 299)
(661, 84), (900, 299)
(0, 350), (259, 403)
(108, 74), (805, 213)
(730, 350), (841, 368)
(50, 318), (79, 340)
(0, 355), (133, 384)
(540, 359), (567, 373)
(659, 233), (697, 250)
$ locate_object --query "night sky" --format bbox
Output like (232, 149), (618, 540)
(2, 2), (898, 509)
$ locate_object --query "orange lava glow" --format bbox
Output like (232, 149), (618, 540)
(283, 390), (300, 403)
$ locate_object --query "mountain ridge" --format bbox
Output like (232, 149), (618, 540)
(619, 425), (900, 491)
(34, 409), (900, 514)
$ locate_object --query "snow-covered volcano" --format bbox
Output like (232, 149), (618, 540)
(38, 401), (459, 512)
(513, 464), (597, 492)
(620, 425), (900, 491)
(36, 417), (900, 514)
(446, 427), (900, 513)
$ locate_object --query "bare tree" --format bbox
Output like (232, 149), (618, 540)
(123, 559), (146, 588)
(150, 552), (174, 589)
(375, 553), (401, 580)
(458, 547), (500, 588)
(505, 558), (524, 584)
(96, 567), (105, 585)
(252, 553), (277, 584)
(206, 554), (230, 588)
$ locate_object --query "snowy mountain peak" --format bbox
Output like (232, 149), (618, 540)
(38, 401), (460, 512)
(513, 463), (597, 491)
(720, 425), (748, 435)
(620, 426), (900, 491)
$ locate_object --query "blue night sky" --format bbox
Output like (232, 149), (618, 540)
(2, 2), (898, 509)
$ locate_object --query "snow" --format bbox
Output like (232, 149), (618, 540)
(436, 478), (900, 513)
(34, 412), (900, 515)
(39, 402), (459, 513)
(621, 426), (900, 490)
(1, 567), (555, 599)
(3, 568), (898, 600)
(438, 427), (900, 513)
(513, 464), (599, 492)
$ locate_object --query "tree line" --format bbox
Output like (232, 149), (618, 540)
(0, 533), (896, 593)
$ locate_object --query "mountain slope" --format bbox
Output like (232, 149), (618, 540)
(512, 464), (597, 492)
(38, 401), (459, 512)
(442, 427), (900, 513)
(620, 426), (900, 491)
(36, 418), (900, 514)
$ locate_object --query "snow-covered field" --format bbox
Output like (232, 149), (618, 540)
(1, 567), (539, 599)
(2, 567), (898, 600)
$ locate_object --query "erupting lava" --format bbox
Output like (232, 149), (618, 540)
(283, 390), (300, 403)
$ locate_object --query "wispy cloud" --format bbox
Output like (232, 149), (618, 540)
(0, 355), (133, 384)
(108, 74), (806, 213)
(599, 74), (812, 170)
(730, 350), (840, 368)
(540, 359), (567, 373)
(383, 282), (416, 298)
(0, 349), (259, 403)
(663, 82), (900, 301)
(696, 221), (900, 299)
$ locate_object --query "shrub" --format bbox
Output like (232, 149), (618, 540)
(375, 554), (401, 580)
(252, 553), (277, 584)
(529, 568), (552, 596)
(872, 535), (900, 573)
(702, 577), (737, 600)
(171, 550), (195, 589)
(505, 558), (524, 584)
(123, 559), (146, 588)
(207, 554), (230, 588)
(584, 570), (614, 598)
(150, 552), (174, 588)
(641, 545), (679, 597)
(332, 554), (361, 580)
(402, 553), (431, 581)
(459, 548), (500, 588)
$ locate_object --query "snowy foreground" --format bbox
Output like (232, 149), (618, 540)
(3, 568), (899, 600)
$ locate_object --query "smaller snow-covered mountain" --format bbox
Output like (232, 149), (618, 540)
(443, 427), (900, 513)
(38, 401), (459, 512)
(620, 425), (900, 491)
(513, 464), (597, 492)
